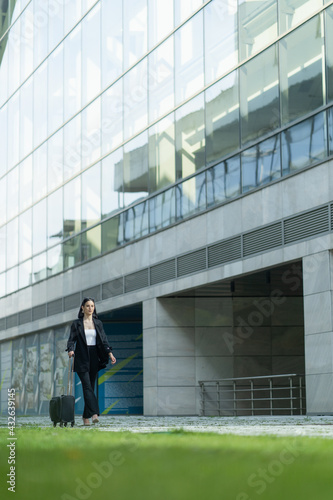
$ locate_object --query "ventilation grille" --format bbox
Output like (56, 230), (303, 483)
(125, 269), (149, 293)
(82, 285), (101, 302)
(47, 298), (63, 317)
(243, 223), (282, 257)
(177, 248), (207, 277)
(331, 204), (333, 230)
(284, 206), (329, 245)
(208, 236), (242, 268)
(0, 318), (5, 330)
(150, 259), (176, 285)
(64, 293), (81, 312)
(19, 310), (32, 325)
(6, 314), (18, 329)
(32, 304), (47, 322)
(102, 278), (124, 299)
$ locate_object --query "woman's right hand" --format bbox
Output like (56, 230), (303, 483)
(68, 351), (75, 358)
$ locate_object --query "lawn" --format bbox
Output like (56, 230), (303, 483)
(1, 427), (332, 500)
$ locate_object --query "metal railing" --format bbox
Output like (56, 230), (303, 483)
(198, 374), (306, 416)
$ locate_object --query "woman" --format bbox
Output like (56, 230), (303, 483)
(67, 298), (116, 426)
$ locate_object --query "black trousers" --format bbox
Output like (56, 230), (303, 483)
(77, 346), (100, 419)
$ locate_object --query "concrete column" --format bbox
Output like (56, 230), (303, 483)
(303, 250), (333, 415)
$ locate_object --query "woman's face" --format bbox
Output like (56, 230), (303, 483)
(82, 300), (95, 316)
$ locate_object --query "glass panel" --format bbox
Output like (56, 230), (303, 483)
(0, 177), (6, 226)
(123, 0), (147, 68)
(240, 45), (280, 145)
(33, 62), (48, 148)
(0, 342), (12, 413)
(175, 0), (203, 26)
(101, 149), (124, 219)
(124, 201), (149, 242)
(279, 0), (323, 34)
(327, 6), (333, 103)
(176, 172), (206, 220)
(20, 3), (34, 83)
(0, 272), (5, 297)
(149, 187), (176, 232)
(33, 199), (47, 254)
(280, 15), (325, 125)
(148, 0), (173, 49)
(34, 0), (49, 68)
(0, 35), (9, 108)
(175, 11), (204, 104)
(48, 44), (64, 135)
(204, 0), (238, 85)
(7, 17), (20, 96)
(63, 235), (82, 269)
(81, 97), (101, 169)
(206, 71), (240, 164)
(6, 266), (18, 295)
(48, 129), (64, 191)
(19, 209), (32, 262)
(124, 58), (148, 140)
(0, 105), (8, 176)
(7, 93), (20, 171)
(82, 163), (101, 229)
(19, 259), (32, 289)
(82, 3), (101, 106)
(55, 327), (70, 397)
(82, 225), (101, 261)
(242, 135), (281, 193)
(176, 94), (205, 179)
(101, 214), (124, 252)
(48, 189), (63, 247)
(32, 253), (47, 283)
(12, 338), (25, 414)
(207, 155), (241, 206)
(329, 107), (333, 156)
(7, 166), (19, 220)
(239, 0), (278, 61)
(64, 177), (81, 238)
(64, 25), (82, 122)
(123, 132), (149, 205)
(7, 218), (18, 268)
(47, 245), (63, 277)
(19, 155), (32, 211)
(148, 37), (174, 122)
(33, 144), (47, 203)
(64, 0), (81, 33)
(20, 79), (33, 159)
(101, 80), (123, 155)
(101, 0), (123, 88)
(48, 0), (64, 52)
(25, 335), (39, 414)
(149, 114), (175, 192)
(282, 111), (327, 174)
(39, 331), (54, 413)
(64, 114), (82, 181)
(0, 226), (6, 272)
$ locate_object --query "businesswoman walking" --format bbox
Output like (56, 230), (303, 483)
(67, 298), (116, 426)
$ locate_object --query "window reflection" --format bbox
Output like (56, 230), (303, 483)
(19, 155), (32, 212)
(148, 0), (173, 49)
(282, 111), (327, 174)
(148, 37), (174, 122)
(20, 79), (33, 159)
(239, 0), (278, 61)
(64, 114), (82, 181)
(34, 0), (49, 68)
(279, 0), (322, 34)
(123, 0), (147, 68)
(0, 226), (5, 272)
(39, 332), (54, 413)
(101, 214), (124, 253)
(81, 163), (101, 230)
(123, 132), (149, 205)
(48, 189), (63, 247)
(175, 0), (203, 26)
(149, 187), (176, 232)
(81, 98), (101, 169)
(241, 45), (280, 145)
(20, 4), (34, 85)
(101, 80), (123, 155)
(48, 0), (64, 53)
(242, 135), (281, 193)
(0, 35), (9, 107)
(33, 253), (47, 283)
(48, 44), (64, 135)
(47, 245), (63, 277)
(19, 209), (32, 262)
(64, 177), (81, 238)
(82, 225), (101, 261)
(6, 266), (18, 295)
(0, 177), (6, 226)
(101, 0), (123, 88)
(7, 166), (19, 220)
(326, 6), (333, 103)
(0, 106), (8, 176)
(82, 4), (101, 106)
(12, 338), (25, 413)
(102, 149), (124, 219)
(63, 235), (82, 269)
(19, 260), (32, 289)
(64, 25), (81, 122)
(206, 71), (240, 164)
(149, 114), (175, 192)
(207, 155), (241, 206)
(25, 335), (39, 414)
(33, 199), (47, 255)
(329, 107), (333, 156)
(7, 17), (20, 96)
(7, 93), (20, 171)
(176, 94), (205, 179)
(48, 129), (64, 192)
(176, 172), (206, 220)
(7, 218), (18, 268)
(33, 63), (48, 148)
(124, 58), (148, 140)
(33, 144), (47, 203)
(124, 201), (149, 242)
(280, 15), (324, 125)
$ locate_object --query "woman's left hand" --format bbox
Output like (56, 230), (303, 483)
(109, 352), (116, 364)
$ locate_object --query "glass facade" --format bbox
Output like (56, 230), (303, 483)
(0, 0), (333, 299)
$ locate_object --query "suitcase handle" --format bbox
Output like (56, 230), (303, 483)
(67, 356), (74, 396)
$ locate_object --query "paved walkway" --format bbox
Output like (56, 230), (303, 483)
(1, 415), (333, 438)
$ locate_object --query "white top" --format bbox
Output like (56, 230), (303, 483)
(85, 329), (97, 346)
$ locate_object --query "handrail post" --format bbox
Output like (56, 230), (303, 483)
(216, 381), (220, 416)
(299, 376), (303, 415)
(269, 378), (273, 416)
(250, 380), (254, 416)
(289, 377), (293, 415)
(200, 382), (204, 416)
(233, 380), (237, 416)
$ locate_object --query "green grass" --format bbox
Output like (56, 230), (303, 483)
(1, 427), (332, 500)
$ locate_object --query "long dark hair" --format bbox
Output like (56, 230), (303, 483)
(78, 297), (98, 319)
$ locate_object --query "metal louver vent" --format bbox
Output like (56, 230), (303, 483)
(0, 318), (5, 330)
(32, 304), (47, 322)
(64, 292), (81, 312)
(47, 298), (63, 316)
(177, 248), (207, 277)
(331, 204), (333, 230)
(208, 236), (242, 268)
(82, 285), (101, 302)
(150, 259), (176, 285)
(102, 278), (124, 299)
(6, 314), (18, 329)
(125, 269), (149, 293)
(243, 223), (282, 257)
(19, 309), (32, 325)
(284, 206), (329, 245)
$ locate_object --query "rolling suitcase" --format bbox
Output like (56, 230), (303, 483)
(49, 357), (75, 427)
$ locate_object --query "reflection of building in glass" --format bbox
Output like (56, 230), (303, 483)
(0, 0), (333, 416)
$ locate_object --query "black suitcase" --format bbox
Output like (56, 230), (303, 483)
(49, 358), (75, 427)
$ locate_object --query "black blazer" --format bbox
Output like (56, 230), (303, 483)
(66, 318), (112, 373)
